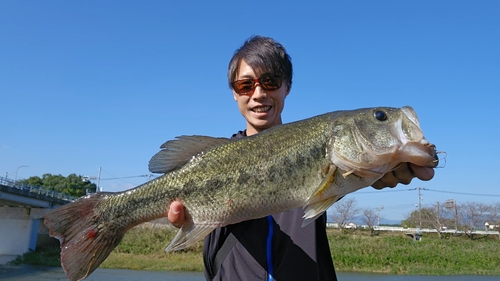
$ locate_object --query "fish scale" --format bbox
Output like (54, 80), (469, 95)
(44, 106), (438, 281)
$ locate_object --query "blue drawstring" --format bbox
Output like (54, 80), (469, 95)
(266, 215), (274, 281)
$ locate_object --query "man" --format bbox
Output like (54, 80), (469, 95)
(168, 36), (435, 280)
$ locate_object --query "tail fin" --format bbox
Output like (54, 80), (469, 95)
(44, 192), (124, 281)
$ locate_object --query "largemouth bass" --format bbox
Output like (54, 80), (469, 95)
(44, 106), (438, 281)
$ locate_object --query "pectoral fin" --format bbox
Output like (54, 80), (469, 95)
(306, 164), (337, 205)
(302, 164), (338, 227)
(165, 220), (218, 252)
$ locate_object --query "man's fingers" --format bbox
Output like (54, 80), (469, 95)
(371, 171), (398, 189)
(409, 163), (435, 181)
(371, 163), (435, 190)
(393, 163), (413, 185)
(168, 201), (185, 228)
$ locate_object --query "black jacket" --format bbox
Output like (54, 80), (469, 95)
(202, 130), (337, 281)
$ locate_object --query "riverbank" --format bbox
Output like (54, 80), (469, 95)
(9, 226), (500, 275)
(0, 264), (205, 281)
(3, 265), (500, 281)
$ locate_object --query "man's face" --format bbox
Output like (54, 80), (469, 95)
(232, 60), (289, 136)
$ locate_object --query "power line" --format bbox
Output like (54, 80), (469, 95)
(355, 188), (417, 194)
(100, 168), (157, 186)
(100, 175), (151, 180)
(356, 187), (500, 198)
(424, 188), (500, 198)
(365, 204), (415, 211)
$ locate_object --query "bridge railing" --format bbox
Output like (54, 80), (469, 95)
(0, 175), (76, 202)
(0, 176), (15, 187)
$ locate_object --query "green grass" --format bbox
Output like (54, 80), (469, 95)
(9, 246), (62, 267)
(10, 227), (500, 275)
(101, 226), (204, 271)
(329, 230), (500, 275)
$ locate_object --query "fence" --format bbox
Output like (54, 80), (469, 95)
(326, 223), (499, 236)
(0, 175), (76, 202)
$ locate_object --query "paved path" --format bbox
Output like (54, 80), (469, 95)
(0, 255), (16, 265)
(0, 265), (205, 281)
(0, 265), (67, 281)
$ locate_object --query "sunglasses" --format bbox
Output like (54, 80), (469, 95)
(231, 75), (283, 95)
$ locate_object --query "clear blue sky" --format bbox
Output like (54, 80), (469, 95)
(1, 1), (499, 221)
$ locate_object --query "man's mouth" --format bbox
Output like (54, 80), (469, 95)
(252, 106), (271, 113)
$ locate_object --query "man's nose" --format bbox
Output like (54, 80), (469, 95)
(252, 84), (267, 99)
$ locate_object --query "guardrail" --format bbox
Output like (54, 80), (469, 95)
(372, 225), (499, 236)
(0, 176), (15, 187)
(0, 175), (76, 202)
(326, 223), (499, 236)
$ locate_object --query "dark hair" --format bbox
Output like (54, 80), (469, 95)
(228, 35), (293, 91)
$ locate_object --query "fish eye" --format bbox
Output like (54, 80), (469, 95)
(374, 110), (387, 121)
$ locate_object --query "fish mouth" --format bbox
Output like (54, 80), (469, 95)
(399, 140), (439, 168)
(399, 106), (439, 168)
(252, 106), (272, 113)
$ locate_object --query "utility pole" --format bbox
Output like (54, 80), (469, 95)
(417, 187), (423, 229)
(376, 206), (384, 226)
(97, 166), (102, 192)
(446, 199), (458, 231)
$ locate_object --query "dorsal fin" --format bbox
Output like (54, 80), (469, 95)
(148, 135), (232, 174)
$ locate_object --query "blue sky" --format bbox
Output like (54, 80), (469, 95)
(1, 1), (499, 221)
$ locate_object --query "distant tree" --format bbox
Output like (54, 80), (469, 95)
(402, 208), (435, 229)
(486, 203), (500, 239)
(17, 173), (97, 197)
(402, 209), (419, 228)
(331, 197), (360, 230)
(401, 211), (416, 228)
(420, 202), (450, 238)
(361, 208), (377, 235)
(458, 201), (490, 240)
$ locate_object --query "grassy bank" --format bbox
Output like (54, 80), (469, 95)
(328, 230), (500, 275)
(11, 226), (500, 275)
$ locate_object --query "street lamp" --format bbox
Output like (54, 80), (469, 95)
(83, 166), (102, 192)
(14, 165), (29, 186)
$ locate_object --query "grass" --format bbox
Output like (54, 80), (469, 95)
(9, 246), (62, 267)
(10, 226), (500, 275)
(102, 226), (204, 271)
(328, 229), (500, 275)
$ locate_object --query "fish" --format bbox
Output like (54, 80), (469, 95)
(44, 106), (438, 281)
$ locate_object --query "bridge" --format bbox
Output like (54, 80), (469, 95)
(0, 176), (75, 263)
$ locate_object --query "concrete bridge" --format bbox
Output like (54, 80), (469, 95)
(0, 176), (75, 264)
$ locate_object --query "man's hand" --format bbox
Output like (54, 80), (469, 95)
(168, 201), (186, 228)
(372, 163), (435, 190)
